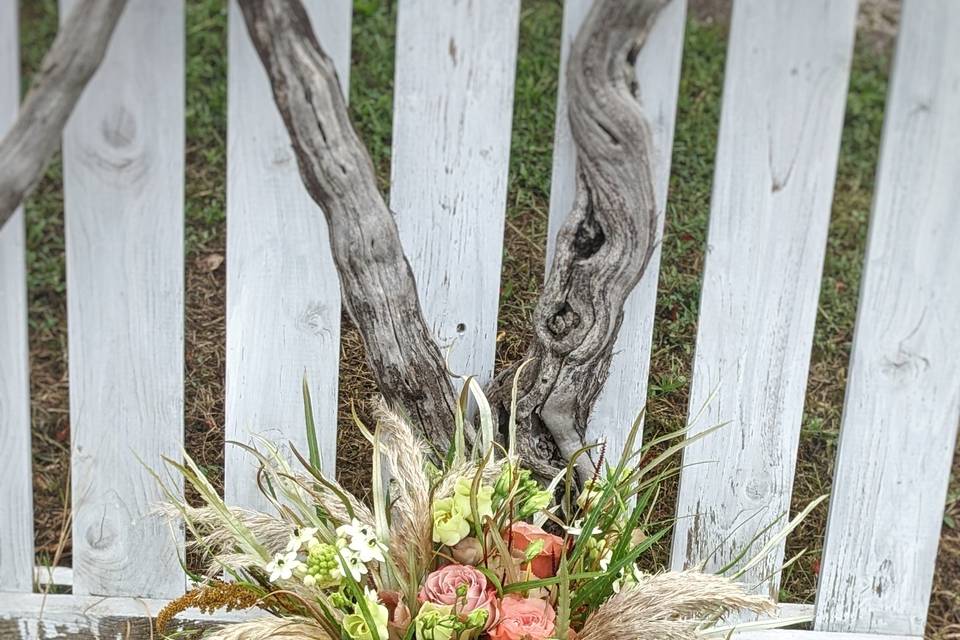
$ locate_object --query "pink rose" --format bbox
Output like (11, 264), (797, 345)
(490, 595), (556, 640)
(418, 564), (498, 629)
(507, 522), (565, 579)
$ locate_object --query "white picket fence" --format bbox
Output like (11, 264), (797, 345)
(1, 0), (958, 638)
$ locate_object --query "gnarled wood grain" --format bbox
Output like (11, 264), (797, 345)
(0, 0), (128, 229)
(238, 0), (670, 475)
(546, 0), (686, 458)
(488, 0), (668, 480)
(238, 0), (689, 477)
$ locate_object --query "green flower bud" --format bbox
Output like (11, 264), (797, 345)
(415, 602), (458, 640)
(523, 538), (545, 562)
(330, 590), (352, 611)
(494, 466), (514, 498)
(304, 542), (341, 587)
(464, 608), (489, 629)
(425, 461), (444, 484)
(577, 479), (605, 511)
(517, 469), (537, 493)
(518, 489), (552, 518)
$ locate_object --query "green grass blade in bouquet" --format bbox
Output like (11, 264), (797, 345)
(303, 375), (323, 473)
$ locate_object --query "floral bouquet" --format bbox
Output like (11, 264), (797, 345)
(155, 378), (808, 639)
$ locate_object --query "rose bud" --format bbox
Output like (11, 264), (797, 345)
(451, 536), (484, 565)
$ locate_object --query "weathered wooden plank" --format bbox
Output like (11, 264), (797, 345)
(0, 595), (823, 640)
(814, 2), (960, 634)
(389, 0), (520, 384)
(225, 0), (350, 510)
(736, 632), (918, 640)
(670, 0), (857, 598)
(710, 602), (814, 629)
(0, 0), (34, 594)
(546, 0), (685, 454)
(0, 592), (253, 640)
(62, 0), (185, 598)
(0, 592), (824, 640)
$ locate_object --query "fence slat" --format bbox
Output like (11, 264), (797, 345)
(0, 592), (254, 640)
(670, 0), (857, 598)
(0, 1), (34, 593)
(814, 2), (960, 634)
(225, 1), (350, 510)
(63, 0), (184, 598)
(390, 0), (520, 384)
(547, 0), (685, 454)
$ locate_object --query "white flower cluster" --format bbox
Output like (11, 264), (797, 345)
(288, 526), (321, 552)
(264, 526), (318, 582)
(337, 519), (387, 562)
(263, 519), (388, 586)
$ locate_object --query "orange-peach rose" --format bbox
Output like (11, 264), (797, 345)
(489, 595), (556, 640)
(507, 522), (565, 579)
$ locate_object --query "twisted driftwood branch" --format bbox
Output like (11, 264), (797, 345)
(237, 0), (458, 453)
(238, 0), (664, 478)
(0, 0), (128, 228)
(487, 0), (665, 480)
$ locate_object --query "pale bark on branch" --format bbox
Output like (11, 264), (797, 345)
(0, 0), (128, 229)
(236, 0), (459, 454)
(238, 0), (665, 478)
(488, 0), (666, 479)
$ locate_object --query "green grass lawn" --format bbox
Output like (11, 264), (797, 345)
(16, 0), (958, 632)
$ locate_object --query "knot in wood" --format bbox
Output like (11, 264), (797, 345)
(101, 105), (137, 149)
(572, 208), (605, 259)
(547, 302), (580, 337)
